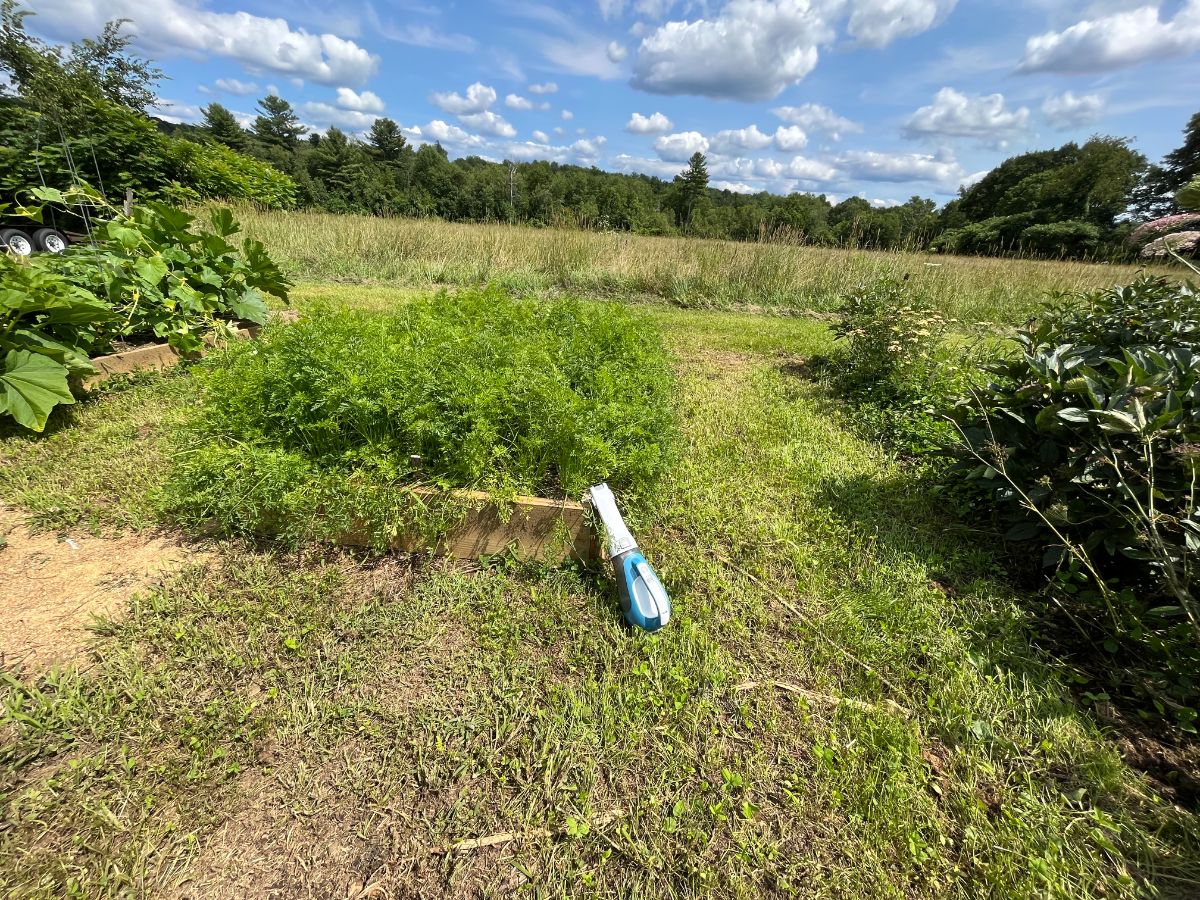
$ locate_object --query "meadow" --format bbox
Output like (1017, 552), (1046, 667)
(234, 206), (1172, 324)
(1, 221), (1198, 899)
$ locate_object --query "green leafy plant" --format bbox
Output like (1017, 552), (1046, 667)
(0, 184), (290, 431)
(163, 288), (676, 544)
(826, 278), (963, 457)
(947, 277), (1200, 708)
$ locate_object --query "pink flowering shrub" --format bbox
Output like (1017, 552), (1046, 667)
(1129, 212), (1200, 245)
(1140, 230), (1200, 258)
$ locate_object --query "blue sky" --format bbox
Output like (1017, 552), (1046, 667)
(22, 0), (1200, 206)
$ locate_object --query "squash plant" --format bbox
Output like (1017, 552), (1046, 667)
(1, 185), (291, 431)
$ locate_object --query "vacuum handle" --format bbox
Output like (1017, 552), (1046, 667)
(588, 483), (638, 558)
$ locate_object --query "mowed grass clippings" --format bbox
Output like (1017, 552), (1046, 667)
(230, 204), (1176, 325)
(1, 299), (1198, 898)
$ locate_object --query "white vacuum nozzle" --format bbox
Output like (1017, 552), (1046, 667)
(588, 483), (638, 558)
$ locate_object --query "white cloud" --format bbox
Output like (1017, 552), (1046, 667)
(528, 82), (559, 94)
(532, 129), (550, 143)
(505, 93), (535, 110)
(562, 109), (575, 120)
(654, 130), (709, 161)
(150, 99), (203, 124)
(773, 125), (808, 151)
(902, 87), (1030, 142)
(631, 0), (833, 100)
(709, 124), (773, 154)
(771, 102), (861, 139)
(413, 119), (486, 147)
(458, 110), (517, 138)
(1041, 91), (1105, 129)
(631, 0), (951, 100)
(430, 82), (497, 115)
(571, 136), (608, 162)
(301, 101), (377, 131)
(611, 153), (688, 178)
(30, 0), (377, 86)
(214, 77), (258, 96)
(785, 155), (838, 182)
(1018, 2), (1200, 74)
(846, 0), (957, 48)
(625, 111), (674, 134)
(607, 40), (629, 62)
(869, 197), (902, 208)
(713, 180), (758, 194)
(836, 149), (966, 188)
(335, 87), (384, 113)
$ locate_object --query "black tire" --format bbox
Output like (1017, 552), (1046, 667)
(34, 227), (68, 253)
(1, 228), (34, 256)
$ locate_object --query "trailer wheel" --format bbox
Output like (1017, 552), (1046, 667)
(1, 229), (33, 256)
(34, 228), (68, 253)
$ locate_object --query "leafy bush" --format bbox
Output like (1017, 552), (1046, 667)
(947, 277), (1200, 701)
(1020, 220), (1102, 258)
(827, 279), (962, 456)
(164, 288), (676, 541)
(0, 98), (296, 209)
(0, 186), (290, 431)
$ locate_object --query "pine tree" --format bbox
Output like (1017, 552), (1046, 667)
(367, 117), (407, 165)
(1164, 111), (1200, 190)
(675, 151), (709, 231)
(252, 94), (306, 149)
(202, 102), (245, 150)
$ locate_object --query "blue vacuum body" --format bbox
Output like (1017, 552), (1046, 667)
(589, 483), (671, 633)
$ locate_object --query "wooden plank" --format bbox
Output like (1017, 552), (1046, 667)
(337, 487), (601, 565)
(83, 326), (256, 389)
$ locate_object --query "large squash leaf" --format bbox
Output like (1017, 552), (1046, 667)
(0, 350), (75, 432)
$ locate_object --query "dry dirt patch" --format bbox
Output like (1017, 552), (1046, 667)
(0, 506), (192, 669)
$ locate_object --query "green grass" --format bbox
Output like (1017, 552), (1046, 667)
(231, 205), (1178, 325)
(2, 293), (1198, 898)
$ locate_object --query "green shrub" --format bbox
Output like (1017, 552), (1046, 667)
(1020, 220), (1102, 258)
(0, 187), (289, 431)
(947, 277), (1200, 702)
(164, 288), (676, 541)
(827, 279), (961, 456)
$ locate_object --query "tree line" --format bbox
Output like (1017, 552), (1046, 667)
(2, 5), (1198, 260)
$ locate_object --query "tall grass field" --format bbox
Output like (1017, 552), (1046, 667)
(233, 205), (1175, 324)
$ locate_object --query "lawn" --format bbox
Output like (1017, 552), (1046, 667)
(2, 283), (1199, 898)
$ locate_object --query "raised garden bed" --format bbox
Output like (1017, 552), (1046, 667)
(83, 325), (259, 389)
(160, 290), (673, 565)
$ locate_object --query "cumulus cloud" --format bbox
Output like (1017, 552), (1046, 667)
(1018, 2), (1200, 74)
(528, 82), (559, 94)
(214, 77), (258, 96)
(458, 110), (517, 138)
(631, 0), (952, 100)
(1041, 91), (1105, 129)
(654, 130), (710, 161)
(430, 82), (497, 115)
(611, 153), (688, 178)
(571, 136), (608, 162)
(846, 0), (957, 48)
(771, 102), (861, 139)
(607, 41), (629, 62)
(30, 0), (378, 86)
(562, 109), (575, 120)
(713, 180), (759, 194)
(631, 0), (833, 100)
(902, 88), (1029, 142)
(149, 99), (203, 124)
(836, 149), (965, 188)
(532, 129), (550, 143)
(301, 101), (378, 131)
(625, 111), (674, 134)
(785, 154), (838, 182)
(335, 87), (384, 113)
(411, 119), (486, 147)
(506, 93), (534, 110)
(773, 125), (808, 151)
(709, 124), (773, 154)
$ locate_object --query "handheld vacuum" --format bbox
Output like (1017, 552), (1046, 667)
(587, 483), (671, 632)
